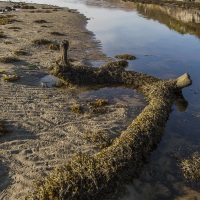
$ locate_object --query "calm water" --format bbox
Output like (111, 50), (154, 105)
(1, 0), (200, 199)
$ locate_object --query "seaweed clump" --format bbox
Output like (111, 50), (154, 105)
(20, 4), (36, 9)
(0, 31), (6, 38)
(70, 104), (83, 114)
(49, 44), (59, 50)
(4, 41), (12, 44)
(115, 54), (136, 60)
(89, 99), (109, 107)
(180, 152), (200, 182)
(32, 39), (51, 45)
(14, 50), (27, 56)
(0, 69), (7, 74)
(7, 26), (21, 30)
(49, 31), (65, 36)
(0, 15), (14, 25)
(2, 74), (20, 82)
(27, 40), (192, 200)
(0, 56), (20, 63)
(52, 80), (66, 88)
(84, 131), (112, 149)
(87, 99), (110, 115)
(34, 20), (48, 23)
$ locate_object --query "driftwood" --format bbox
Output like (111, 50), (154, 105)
(30, 40), (192, 199)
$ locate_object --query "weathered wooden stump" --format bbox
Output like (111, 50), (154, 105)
(58, 39), (69, 67)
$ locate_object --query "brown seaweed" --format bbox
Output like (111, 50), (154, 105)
(28, 40), (192, 200)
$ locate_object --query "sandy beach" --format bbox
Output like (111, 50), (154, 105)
(0, 2), (145, 199)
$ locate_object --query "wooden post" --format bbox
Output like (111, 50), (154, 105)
(176, 73), (192, 89)
(59, 39), (69, 67)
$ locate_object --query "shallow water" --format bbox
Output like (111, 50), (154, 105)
(1, 0), (200, 199)
(40, 75), (59, 88)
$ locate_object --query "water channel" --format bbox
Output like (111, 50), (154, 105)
(1, 0), (200, 199)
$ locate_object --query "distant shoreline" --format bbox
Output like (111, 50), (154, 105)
(123, 0), (200, 10)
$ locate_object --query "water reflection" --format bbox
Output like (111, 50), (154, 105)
(134, 3), (200, 38)
(40, 75), (59, 88)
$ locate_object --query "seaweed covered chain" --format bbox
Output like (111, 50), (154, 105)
(0, 121), (8, 137)
(52, 40), (191, 89)
(29, 40), (192, 200)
